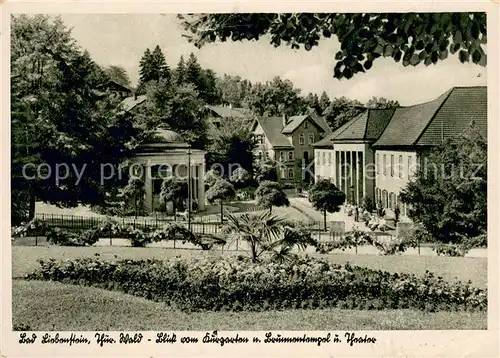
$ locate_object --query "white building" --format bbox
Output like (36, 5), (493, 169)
(313, 86), (487, 219)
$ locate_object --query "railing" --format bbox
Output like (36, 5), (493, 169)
(32, 213), (394, 241)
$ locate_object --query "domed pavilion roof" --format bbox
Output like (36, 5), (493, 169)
(153, 128), (186, 144)
(140, 127), (190, 151)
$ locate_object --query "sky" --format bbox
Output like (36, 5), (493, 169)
(60, 14), (487, 106)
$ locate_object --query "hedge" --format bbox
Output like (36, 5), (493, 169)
(26, 256), (487, 313)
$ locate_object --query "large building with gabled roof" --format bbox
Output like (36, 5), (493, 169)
(252, 112), (331, 182)
(313, 85), (487, 219)
(313, 108), (395, 206)
(373, 86), (487, 218)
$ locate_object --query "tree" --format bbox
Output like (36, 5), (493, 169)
(179, 13), (487, 79)
(137, 48), (153, 93)
(207, 116), (256, 180)
(186, 52), (203, 86)
(255, 181), (290, 214)
(309, 179), (346, 231)
(103, 65), (131, 87)
(304, 92), (321, 114)
(206, 178), (236, 223)
(243, 77), (307, 117)
(319, 91), (331, 114)
(323, 96), (364, 130)
(138, 79), (208, 149)
(151, 45), (171, 81)
(137, 45), (171, 94)
(11, 15), (141, 223)
(120, 177), (145, 218)
(216, 74), (253, 107)
(222, 211), (316, 263)
(229, 167), (252, 189)
(174, 55), (187, 84)
(254, 158), (278, 183)
(104, 65), (131, 88)
(399, 123), (486, 243)
(159, 177), (188, 219)
(365, 96), (400, 109)
(200, 68), (221, 104)
(204, 168), (221, 188)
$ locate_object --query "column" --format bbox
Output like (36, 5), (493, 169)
(332, 150), (337, 186)
(357, 151), (363, 205)
(349, 151), (354, 203)
(197, 164), (205, 211)
(340, 151), (345, 194)
(144, 164), (153, 214)
(361, 150), (366, 202)
(335, 151), (340, 188)
(352, 151), (358, 205)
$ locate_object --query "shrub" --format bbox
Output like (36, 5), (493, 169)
(12, 218), (49, 238)
(376, 201), (386, 217)
(46, 228), (86, 246)
(317, 227), (420, 255)
(434, 234), (487, 257)
(27, 256), (487, 313)
(362, 197), (376, 213)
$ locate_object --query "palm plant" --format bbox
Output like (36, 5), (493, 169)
(222, 211), (316, 263)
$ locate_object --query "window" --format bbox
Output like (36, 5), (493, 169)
(383, 154), (387, 175)
(328, 152), (332, 165)
(279, 152), (285, 162)
(288, 168), (294, 179)
(399, 155), (403, 179)
(322, 152), (326, 165)
(316, 154), (320, 165)
(376, 154), (380, 174)
(308, 133), (315, 145)
(281, 168), (287, 179)
(288, 151), (294, 161)
(390, 155), (394, 177)
(299, 134), (305, 145)
(265, 152), (270, 159)
(408, 155), (413, 178)
(256, 135), (263, 144)
(304, 121), (308, 129)
(258, 152), (262, 160)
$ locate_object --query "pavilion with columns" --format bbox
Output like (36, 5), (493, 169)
(132, 128), (206, 214)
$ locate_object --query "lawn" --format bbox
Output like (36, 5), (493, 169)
(11, 246), (487, 289)
(12, 280), (487, 331)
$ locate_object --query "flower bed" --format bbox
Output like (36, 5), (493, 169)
(12, 217), (225, 249)
(26, 256), (487, 313)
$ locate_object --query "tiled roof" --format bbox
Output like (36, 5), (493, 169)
(373, 86), (487, 147)
(204, 105), (249, 118)
(282, 115), (309, 133)
(365, 109), (396, 140)
(121, 95), (147, 112)
(416, 86), (487, 145)
(282, 114), (331, 134)
(254, 117), (293, 148)
(312, 108), (394, 147)
(309, 111), (332, 134)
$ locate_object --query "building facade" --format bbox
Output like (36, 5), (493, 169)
(313, 109), (395, 206)
(372, 86), (487, 218)
(313, 86), (487, 219)
(252, 113), (331, 182)
(132, 129), (206, 214)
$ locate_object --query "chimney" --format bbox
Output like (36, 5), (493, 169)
(282, 114), (288, 128)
